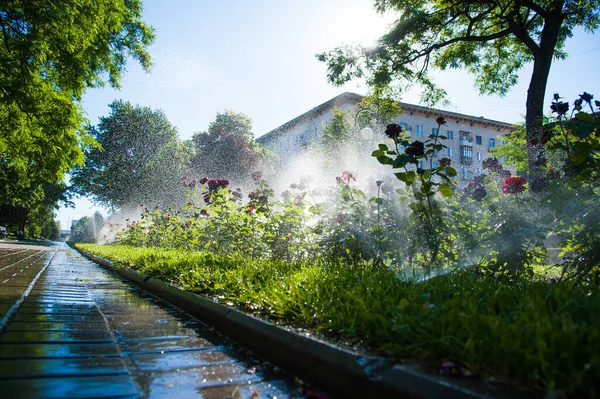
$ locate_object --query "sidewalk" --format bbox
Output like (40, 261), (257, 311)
(0, 242), (304, 398)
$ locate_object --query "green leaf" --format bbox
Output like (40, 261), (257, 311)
(444, 166), (457, 177)
(378, 144), (389, 151)
(377, 156), (392, 165)
(571, 142), (592, 165)
(394, 172), (408, 183)
(421, 181), (433, 194)
(575, 122), (595, 139)
(575, 112), (595, 124)
(392, 155), (410, 168)
(439, 184), (453, 198)
(309, 205), (323, 214)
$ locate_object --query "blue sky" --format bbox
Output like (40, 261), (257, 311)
(59, 0), (600, 229)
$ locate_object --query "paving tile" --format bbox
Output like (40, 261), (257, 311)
(133, 364), (262, 398)
(0, 330), (113, 343)
(12, 313), (105, 323)
(197, 379), (299, 399)
(4, 322), (108, 332)
(0, 357), (129, 379)
(0, 375), (140, 399)
(130, 348), (234, 371)
(119, 336), (215, 354)
(0, 342), (121, 358)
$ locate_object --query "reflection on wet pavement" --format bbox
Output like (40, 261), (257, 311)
(0, 242), (303, 398)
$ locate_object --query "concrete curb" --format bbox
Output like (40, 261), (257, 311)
(75, 247), (531, 399)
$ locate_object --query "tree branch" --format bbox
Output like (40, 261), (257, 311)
(505, 9), (541, 55)
(402, 28), (513, 65)
(0, 13), (12, 52)
(521, 0), (550, 19)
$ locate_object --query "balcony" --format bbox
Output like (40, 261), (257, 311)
(460, 139), (473, 147)
(461, 156), (473, 165)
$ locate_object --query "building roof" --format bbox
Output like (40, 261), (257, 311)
(394, 100), (515, 132)
(256, 92), (515, 144)
(256, 93), (363, 145)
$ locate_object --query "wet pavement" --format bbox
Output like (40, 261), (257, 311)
(0, 241), (304, 398)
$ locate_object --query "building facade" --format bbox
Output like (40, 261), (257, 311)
(257, 93), (515, 182)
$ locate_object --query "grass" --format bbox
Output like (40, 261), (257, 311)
(77, 243), (599, 398)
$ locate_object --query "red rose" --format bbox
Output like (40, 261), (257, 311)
(406, 141), (425, 157)
(502, 177), (527, 194)
(385, 123), (403, 139)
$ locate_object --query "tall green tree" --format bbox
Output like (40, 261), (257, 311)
(317, 0), (600, 187)
(0, 176), (71, 238)
(209, 109), (254, 139)
(0, 0), (154, 209)
(71, 101), (189, 210)
(71, 212), (105, 243)
(190, 110), (267, 184)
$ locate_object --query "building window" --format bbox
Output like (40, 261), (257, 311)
(448, 147), (454, 157)
(447, 130), (454, 140)
(462, 167), (470, 180)
(475, 135), (482, 145)
(432, 161), (440, 168)
(416, 125), (423, 135)
(476, 151), (482, 161)
(489, 138), (496, 149)
(399, 123), (410, 136)
(460, 131), (471, 141)
(502, 139), (507, 145)
(298, 134), (309, 147)
(432, 128), (439, 136)
(460, 146), (473, 165)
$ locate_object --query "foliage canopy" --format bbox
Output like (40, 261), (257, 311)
(71, 101), (189, 210)
(190, 110), (268, 184)
(0, 0), (154, 233)
(0, 0), (155, 180)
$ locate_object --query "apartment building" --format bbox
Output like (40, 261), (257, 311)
(257, 92), (515, 182)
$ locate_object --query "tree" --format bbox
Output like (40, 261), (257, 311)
(0, 161), (72, 238)
(317, 0), (600, 187)
(320, 108), (356, 148)
(491, 126), (530, 173)
(71, 212), (105, 243)
(71, 101), (189, 210)
(209, 109), (254, 139)
(0, 0), (154, 209)
(0, 0), (154, 238)
(190, 111), (267, 184)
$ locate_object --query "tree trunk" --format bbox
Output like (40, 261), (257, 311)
(525, 56), (552, 191)
(525, 11), (563, 192)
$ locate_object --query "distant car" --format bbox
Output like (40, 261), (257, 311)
(0, 226), (7, 239)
